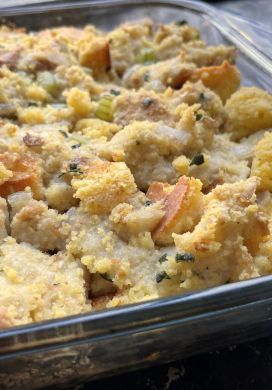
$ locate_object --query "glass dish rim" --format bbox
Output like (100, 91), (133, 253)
(1, 0), (272, 357)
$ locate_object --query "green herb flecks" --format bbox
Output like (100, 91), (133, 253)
(145, 200), (152, 206)
(59, 129), (69, 138)
(69, 163), (83, 173)
(110, 89), (120, 96)
(71, 144), (81, 149)
(199, 92), (205, 103)
(195, 112), (203, 121)
(159, 253), (168, 263)
(175, 252), (195, 263)
(58, 162), (84, 178)
(190, 154), (205, 166)
(156, 271), (170, 283)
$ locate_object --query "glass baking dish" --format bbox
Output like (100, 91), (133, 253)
(1, 1), (272, 388)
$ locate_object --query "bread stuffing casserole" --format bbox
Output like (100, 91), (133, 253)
(0, 18), (272, 329)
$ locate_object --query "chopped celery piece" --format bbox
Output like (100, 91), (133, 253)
(135, 48), (156, 64)
(95, 95), (113, 122)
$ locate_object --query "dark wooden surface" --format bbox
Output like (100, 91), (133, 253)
(67, 337), (272, 390)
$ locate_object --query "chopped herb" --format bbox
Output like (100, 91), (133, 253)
(175, 252), (195, 263)
(190, 154), (205, 166)
(159, 253), (168, 263)
(145, 200), (152, 206)
(135, 140), (141, 146)
(58, 172), (66, 178)
(199, 92), (205, 103)
(69, 163), (79, 172)
(144, 72), (150, 82)
(156, 271), (170, 283)
(99, 273), (112, 282)
(28, 101), (39, 107)
(142, 97), (153, 107)
(53, 283), (60, 286)
(59, 129), (68, 138)
(71, 143), (81, 149)
(110, 89), (120, 96)
(195, 112), (202, 121)
(175, 20), (188, 26)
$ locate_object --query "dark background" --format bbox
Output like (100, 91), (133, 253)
(68, 1), (269, 389)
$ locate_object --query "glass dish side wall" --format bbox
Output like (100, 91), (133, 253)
(1, 1), (272, 388)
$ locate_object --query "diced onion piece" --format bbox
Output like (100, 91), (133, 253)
(95, 95), (113, 122)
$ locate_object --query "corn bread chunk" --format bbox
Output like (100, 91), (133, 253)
(67, 209), (161, 303)
(109, 192), (165, 242)
(189, 134), (250, 191)
(0, 237), (88, 328)
(79, 37), (111, 78)
(72, 160), (137, 214)
(251, 131), (272, 190)
(171, 177), (267, 291)
(225, 87), (272, 141)
(188, 60), (241, 103)
(100, 115), (216, 190)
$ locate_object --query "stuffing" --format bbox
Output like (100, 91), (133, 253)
(0, 19), (272, 329)
(189, 134), (250, 191)
(79, 37), (111, 77)
(123, 56), (196, 91)
(108, 19), (153, 77)
(0, 237), (88, 328)
(171, 177), (267, 291)
(65, 87), (93, 117)
(168, 80), (227, 127)
(99, 120), (191, 190)
(188, 60), (241, 103)
(181, 43), (237, 67)
(71, 160), (137, 214)
(109, 197), (165, 241)
(10, 198), (69, 251)
(225, 87), (272, 140)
